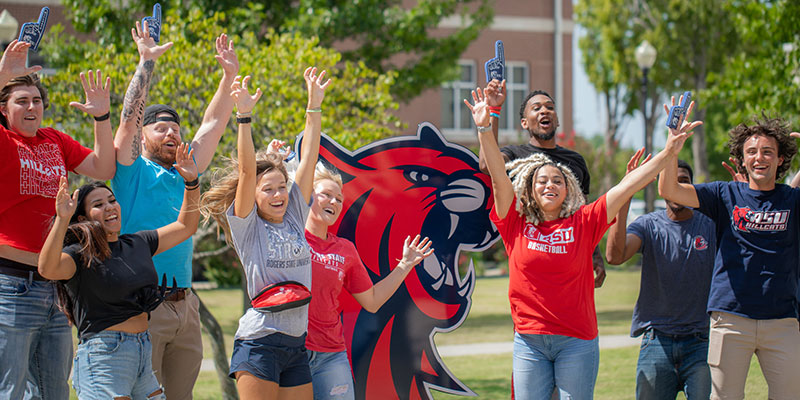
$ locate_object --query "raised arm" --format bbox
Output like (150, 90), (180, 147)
(189, 34), (239, 173)
(231, 75), (263, 218)
(609, 97), (702, 223)
(114, 20), (173, 166)
(38, 177), (78, 281)
(71, 70), (115, 180)
(478, 79), (509, 173)
(295, 67), (331, 202)
(351, 235), (434, 313)
(605, 149), (648, 265)
(155, 143), (201, 254)
(465, 88), (514, 218)
(0, 40), (42, 86)
(657, 100), (701, 209)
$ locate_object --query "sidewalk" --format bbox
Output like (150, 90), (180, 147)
(199, 334), (639, 372)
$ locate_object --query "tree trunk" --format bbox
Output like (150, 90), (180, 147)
(196, 290), (239, 400)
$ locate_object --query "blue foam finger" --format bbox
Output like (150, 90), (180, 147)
(17, 7), (49, 52)
(141, 3), (162, 43)
(484, 40), (505, 83)
(666, 91), (692, 129)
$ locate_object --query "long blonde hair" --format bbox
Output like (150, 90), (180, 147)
(200, 151), (288, 246)
(506, 153), (584, 225)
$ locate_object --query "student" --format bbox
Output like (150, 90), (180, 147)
(607, 154), (714, 400)
(37, 142), (199, 399)
(0, 40), (116, 398)
(466, 89), (699, 399)
(200, 69), (329, 399)
(303, 163), (433, 400)
(659, 110), (800, 399)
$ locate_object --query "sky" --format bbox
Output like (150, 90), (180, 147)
(571, 24), (667, 151)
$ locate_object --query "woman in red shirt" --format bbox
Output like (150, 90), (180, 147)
(465, 89), (699, 399)
(304, 164), (433, 400)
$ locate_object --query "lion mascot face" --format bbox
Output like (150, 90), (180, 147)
(299, 123), (499, 399)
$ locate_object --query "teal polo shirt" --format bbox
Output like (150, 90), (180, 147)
(111, 156), (193, 288)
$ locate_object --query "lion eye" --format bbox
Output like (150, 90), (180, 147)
(409, 171), (429, 182)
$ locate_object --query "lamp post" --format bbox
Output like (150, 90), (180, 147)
(635, 39), (657, 213)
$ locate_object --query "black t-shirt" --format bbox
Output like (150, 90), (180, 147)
(501, 143), (591, 196)
(63, 230), (161, 341)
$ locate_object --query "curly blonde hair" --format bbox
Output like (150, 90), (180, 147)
(200, 150), (288, 246)
(506, 153), (584, 225)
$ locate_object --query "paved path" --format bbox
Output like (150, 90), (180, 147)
(199, 334), (639, 372)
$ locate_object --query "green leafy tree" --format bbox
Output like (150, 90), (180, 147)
(576, 0), (740, 183)
(60, 0), (492, 100)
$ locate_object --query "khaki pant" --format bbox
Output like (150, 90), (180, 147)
(149, 289), (203, 400)
(708, 311), (800, 400)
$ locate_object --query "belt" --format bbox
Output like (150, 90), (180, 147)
(0, 258), (47, 281)
(164, 288), (189, 302)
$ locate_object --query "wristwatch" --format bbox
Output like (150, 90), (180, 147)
(477, 124), (492, 133)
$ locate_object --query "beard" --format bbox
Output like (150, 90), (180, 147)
(143, 137), (177, 166)
(530, 129), (556, 141)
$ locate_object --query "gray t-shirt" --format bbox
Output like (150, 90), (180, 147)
(226, 183), (312, 340)
(628, 210), (716, 337)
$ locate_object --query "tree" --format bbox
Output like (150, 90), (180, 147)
(42, 9), (400, 398)
(576, 0), (740, 183)
(59, 0), (493, 100)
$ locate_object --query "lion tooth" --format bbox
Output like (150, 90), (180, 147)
(448, 214), (459, 239)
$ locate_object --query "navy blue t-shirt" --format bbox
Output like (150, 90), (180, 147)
(695, 181), (800, 319)
(627, 210), (715, 337)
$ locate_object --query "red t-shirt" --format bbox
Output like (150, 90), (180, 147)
(305, 231), (373, 352)
(0, 126), (91, 253)
(490, 195), (612, 340)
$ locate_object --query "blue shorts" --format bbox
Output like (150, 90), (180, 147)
(229, 332), (311, 387)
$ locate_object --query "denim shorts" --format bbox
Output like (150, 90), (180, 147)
(308, 350), (356, 399)
(229, 332), (311, 387)
(73, 330), (165, 400)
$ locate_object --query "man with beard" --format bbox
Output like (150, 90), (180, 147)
(478, 81), (605, 287)
(110, 30), (239, 399)
(607, 158), (714, 400)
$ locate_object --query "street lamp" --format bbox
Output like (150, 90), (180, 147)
(0, 10), (19, 45)
(635, 39), (657, 213)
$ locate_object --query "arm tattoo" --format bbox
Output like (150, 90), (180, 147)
(121, 60), (155, 160)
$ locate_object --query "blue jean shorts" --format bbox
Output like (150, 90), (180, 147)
(308, 350), (356, 399)
(229, 332), (311, 387)
(73, 330), (165, 400)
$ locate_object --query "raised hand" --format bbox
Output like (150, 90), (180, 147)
(0, 40), (42, 81)
(721, 156), (748, 183)
(215, 33), (239, 77)
(663, 94), (703, 157)
(399, 235), (434, 270)
(266, 139), (293, 159)
(54, 176), (79, 220)
(463, 87), (491, 128)
(132, 19), (173, 62)
(230, 75), (262, 113)
(304, 67), (332, 109)
(69, 70), (110, 118)
(485, 79), (506, 108)
(626, 147), (653, 175)
(173, 143), (198, 182)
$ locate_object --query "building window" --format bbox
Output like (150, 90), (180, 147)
(441, 61), (476, 130)
(498, 62), (529, 131)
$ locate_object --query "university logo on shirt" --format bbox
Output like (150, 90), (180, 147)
(693, 235), (709, 250)
(18, 143), (65, 197)
(523, 224), (573, 254)
(731, 205), (789, 233)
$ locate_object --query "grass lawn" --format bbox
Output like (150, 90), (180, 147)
(69, 268), (769, 398)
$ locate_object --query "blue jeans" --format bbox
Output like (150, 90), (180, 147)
(636, 329), (711, 400)
(73, 331), (165, 400)
(0, 274), (72, 400)
(308, 350), (355, 400)
(512, 332), (599, 400)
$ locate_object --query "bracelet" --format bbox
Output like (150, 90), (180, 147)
(488, 106), (502, 113)
(184, 178), (199, 187)
(93, 112), (110, 122)
(236, 117), (252, 124)
(236, 111), (252, 117)
(490, 112), (501, 118)
(185, 184), (200, 191)
(306, 108), (322, 113)
(477, 124), (492, 133)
